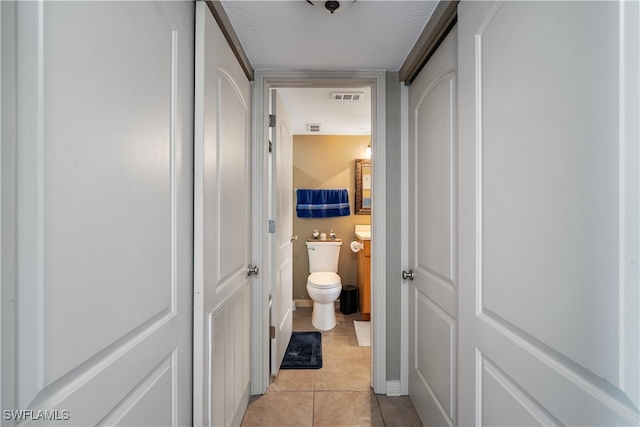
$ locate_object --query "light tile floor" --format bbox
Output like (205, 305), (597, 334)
(241, 307), (423, 427)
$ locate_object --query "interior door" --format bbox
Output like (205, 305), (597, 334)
(270, 90), (294, 377)
(406, 26), (458, 426)
(193, 3), (252, 426)
(458, 1), (639, 425)
(2, 1), (194, 424)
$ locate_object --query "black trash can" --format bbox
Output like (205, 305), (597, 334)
(340, 285), (358, 315)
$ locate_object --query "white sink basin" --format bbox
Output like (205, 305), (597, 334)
(355, 225), (371, 241)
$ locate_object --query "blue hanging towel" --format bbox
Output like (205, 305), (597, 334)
(296, 189), (350, 218)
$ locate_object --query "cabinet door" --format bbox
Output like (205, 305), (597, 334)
(363, 248), (371, 319)
(358, 241), (371, 320)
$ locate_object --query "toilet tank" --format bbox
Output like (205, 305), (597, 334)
(306, 240), (342, 273)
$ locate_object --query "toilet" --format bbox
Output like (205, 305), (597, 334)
(306, 239), (342, 331)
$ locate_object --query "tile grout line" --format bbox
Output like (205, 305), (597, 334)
(375, 393), (387, 427)
(312, 370), (315, 426)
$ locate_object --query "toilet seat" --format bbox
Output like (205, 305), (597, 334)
(307, 272), (341, 288)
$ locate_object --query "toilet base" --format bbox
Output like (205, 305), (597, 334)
(312, 301), (337, 331)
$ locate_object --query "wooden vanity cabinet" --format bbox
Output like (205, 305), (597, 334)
(356, 238), (371, 320)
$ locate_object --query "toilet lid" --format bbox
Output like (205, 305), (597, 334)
(308, 272), (341, 287)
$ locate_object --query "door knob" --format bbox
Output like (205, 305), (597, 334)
(291, 235), (298, 243)
(247, 265), (259, 276)
(402, 269), (414, 281)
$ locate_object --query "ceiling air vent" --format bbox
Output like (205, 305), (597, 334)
(307, 123), (321, 132)
(332, 92), (365, 101)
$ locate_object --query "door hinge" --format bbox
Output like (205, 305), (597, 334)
(268, 114), (276, 127)
(269, 220), (276, 233)
(269, 326), (276, 339)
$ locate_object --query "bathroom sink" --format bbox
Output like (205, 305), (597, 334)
(355, 231), (370, 240)
(355, 225), (371, 241)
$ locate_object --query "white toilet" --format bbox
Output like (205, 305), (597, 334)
(306, 239), (342, 331)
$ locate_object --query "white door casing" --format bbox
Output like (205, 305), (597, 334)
(458, 1), (639, 425)
(406, 26), (458, 426)
(2, 1), (194, 424)
(194, 3), (252, 426)
(270, 90), (294, 377)
(251, 71), (387, 395)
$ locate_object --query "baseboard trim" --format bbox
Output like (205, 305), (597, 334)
(386, 380), (402, 397)
(293, 299), (313, 308)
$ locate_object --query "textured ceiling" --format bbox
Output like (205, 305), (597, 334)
(220, 0), (439, 71)
(277, 87), (371, 135)
(221, 0), (438, 134)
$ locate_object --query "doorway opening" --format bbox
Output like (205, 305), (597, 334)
(276, 87), (371, 310)
(269, 86), (371, 379)
(250, 71), (388, 396)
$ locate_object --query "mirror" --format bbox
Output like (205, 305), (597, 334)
(355, 159), (371, 215)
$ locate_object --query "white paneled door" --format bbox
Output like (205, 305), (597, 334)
(406, 26), (458, 426)
(458, 1), (639, 425)
(2, 1), (194, 424)
(193, 3), (252, 426)
(270, 90), (294, 377)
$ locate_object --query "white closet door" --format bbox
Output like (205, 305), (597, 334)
(193, 3), (252, 426)
(406, 26), (459, 427)
(2, 1), (194, 424)
(458, 1), (639, 425)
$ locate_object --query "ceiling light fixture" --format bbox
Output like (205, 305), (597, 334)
(324, 1), (340, 14)
(306, 0), (356, 15)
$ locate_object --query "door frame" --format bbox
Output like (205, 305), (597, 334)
(251, 70), (388, 394)
(400, 83), (410, 395)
